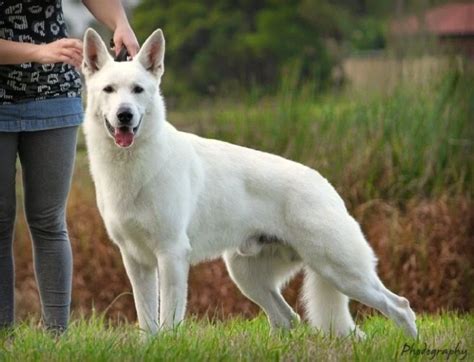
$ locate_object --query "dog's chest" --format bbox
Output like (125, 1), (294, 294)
(100, 189), (159, 260)
(106, 213), (157, 263)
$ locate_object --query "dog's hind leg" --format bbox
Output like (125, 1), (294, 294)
(294, 213), (417, 338)
(223, 246), (302, 330)
(302, 268), (364, 338)
(121, 252), (159, 334)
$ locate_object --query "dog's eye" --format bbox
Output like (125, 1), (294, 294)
(103, 85), (114, 93)
(133, 85), (144, 94)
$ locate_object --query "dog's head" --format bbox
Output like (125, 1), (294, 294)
(82, 28), (165, 148)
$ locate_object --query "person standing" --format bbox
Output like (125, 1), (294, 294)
(0, 0), (139, 332)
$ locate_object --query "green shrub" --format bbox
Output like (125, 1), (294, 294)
(132, 0), (336, 97)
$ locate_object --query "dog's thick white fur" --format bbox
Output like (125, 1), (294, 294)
(82, 28), (417, 338)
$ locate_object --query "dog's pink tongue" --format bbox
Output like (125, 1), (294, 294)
(114, 127), (134, 148)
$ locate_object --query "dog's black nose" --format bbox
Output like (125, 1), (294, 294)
(117, 108), (133, 124)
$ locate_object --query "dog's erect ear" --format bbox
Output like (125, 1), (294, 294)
(136, 29), (165, 78)
(82, 28), (111, 76)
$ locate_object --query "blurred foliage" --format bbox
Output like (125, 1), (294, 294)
(132, 0), (393, 97)
(132, 0), (462, 97)
(350, 17), (386, 51)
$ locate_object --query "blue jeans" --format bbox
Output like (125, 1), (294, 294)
(0, 97), (83, 330)
(0, 97), (83, 132)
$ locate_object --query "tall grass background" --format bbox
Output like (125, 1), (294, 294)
(184, 61), (472, 202)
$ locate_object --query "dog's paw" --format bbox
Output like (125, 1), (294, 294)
(353, 326), (366, 340)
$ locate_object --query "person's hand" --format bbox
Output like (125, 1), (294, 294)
(112, 21), (139, 58)
(32, 38), (83, 68)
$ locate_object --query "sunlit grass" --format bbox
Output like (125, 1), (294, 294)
(0, 313), (472, 361)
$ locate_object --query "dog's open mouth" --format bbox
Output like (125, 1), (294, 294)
(105, 118), (141, 148)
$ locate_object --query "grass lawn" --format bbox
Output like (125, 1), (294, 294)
(1, 313), (472, 361)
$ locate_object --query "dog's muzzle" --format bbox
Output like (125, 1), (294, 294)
(104, 117), (142, 148)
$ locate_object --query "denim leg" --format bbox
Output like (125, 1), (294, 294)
(0, 132), (18, 328)
(18, 126), (78, 330)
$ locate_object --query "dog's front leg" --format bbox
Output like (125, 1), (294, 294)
(157, 243), (190, 329)
(121, 252), (159, 334)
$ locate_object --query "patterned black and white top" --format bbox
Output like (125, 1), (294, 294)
(0, 0), (82, 104)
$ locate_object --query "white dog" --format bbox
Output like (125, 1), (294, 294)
(82, 28), (417, 338)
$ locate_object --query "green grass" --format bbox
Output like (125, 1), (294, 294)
(166, 68), (473, 203)
(1, 314), (472, 361)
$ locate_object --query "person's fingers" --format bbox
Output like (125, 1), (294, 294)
(113, 36), (124, 56)
(124, 39), (139, 57)
(121, 34), (139, 57)
(60, 54), (80, 68)
(61, 48), (82, 67)
(61, 47), (77, 58)
(60, 38), (83, 52)
(53, 38), (83, 66)
(57, 54), (78, 67)
(114, 26), (140, 58)
(69, 47), (83, 61)
(34, 40), (82, 66)
(61, 48), (83, 66)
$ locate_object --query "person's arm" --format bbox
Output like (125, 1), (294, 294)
(82, 0), (139, 57)
(0, 38), (83, 67)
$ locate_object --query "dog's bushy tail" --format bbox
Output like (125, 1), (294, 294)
(302, 267), (363, 337)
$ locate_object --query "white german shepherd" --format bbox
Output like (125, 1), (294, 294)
(82, 28), (417, 338)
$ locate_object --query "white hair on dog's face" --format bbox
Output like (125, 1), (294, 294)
(82, 28), (165, 148)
